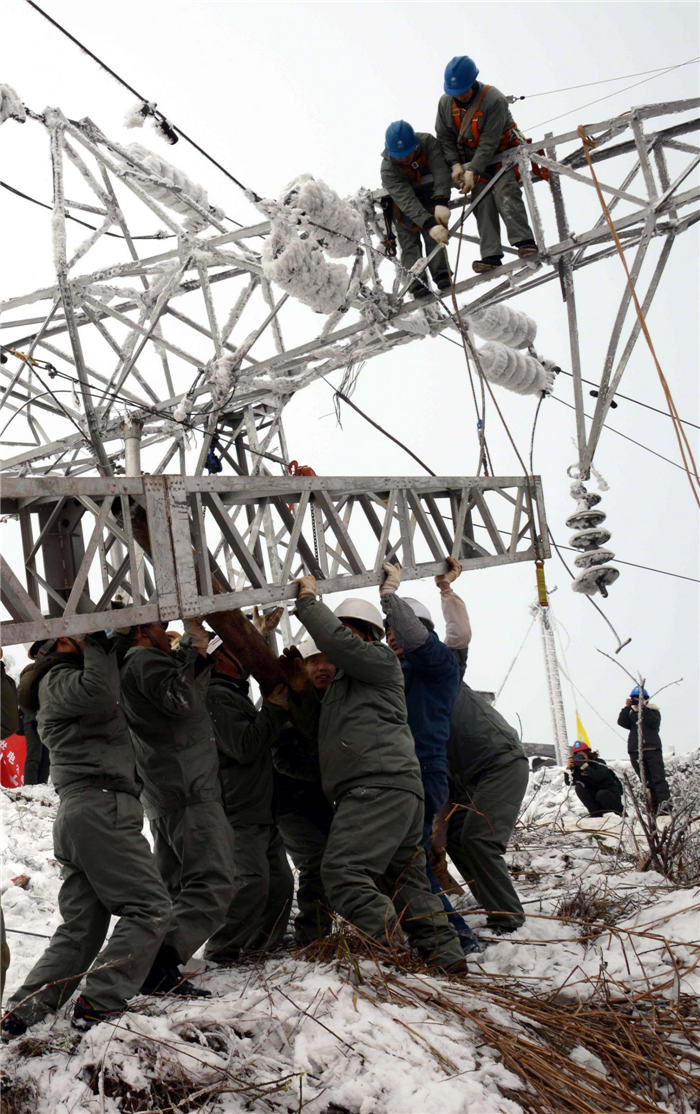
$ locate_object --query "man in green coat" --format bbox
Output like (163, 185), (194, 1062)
(203, 636), (293, 963)
(436, 55), (537, 273)
(381, 120), (453, 297)
(2, 634), (171, 1037)
(293, 578), (465, 972)
(120, 619), (234, 991)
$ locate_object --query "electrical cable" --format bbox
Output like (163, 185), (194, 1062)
(0, 179), (175, 240)
(551, 396), (688, 473)
(556, 365), (699, 431)
(526, 57), (700, 131)
(515, 58), (700, 101)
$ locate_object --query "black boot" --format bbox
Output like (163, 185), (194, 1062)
(142, 944), (211, 997)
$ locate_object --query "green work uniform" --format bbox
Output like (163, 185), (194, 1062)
(295, 597), (463, 968)
(7, 641), (170, 1024)
(380, 132), (452, 294)
(446, 684), (528, 931)
(203, 674), (293, 960)
(120, 645), (234, 965)
(436, 85), (534, 262)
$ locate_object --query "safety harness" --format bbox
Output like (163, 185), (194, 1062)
(387, 148), (436, 234)
(451, 87), (549, 184)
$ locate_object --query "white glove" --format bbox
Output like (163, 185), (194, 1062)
(461, 169), (475, 193)
(380, 561), (402, 596)
(435, 556), (463, 589)
(183, 617), (210, 652)
(451, 163), (465, 188)
(433, 205), (450, 228)
(429, 224), (449, 246)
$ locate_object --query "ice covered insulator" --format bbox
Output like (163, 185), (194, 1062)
(262, 223), (350, 314)
(572, 565), (620, 596)
(573, 547), (615, 569)
(569, 526), (612, 550)
(569, 482), (601, 508)
(278, 175), (364, 259)
(123, 143), (223, 229)
(469, 305), (537, 348)
(477, 342), (555, 396)
(565, 507), (607, 530)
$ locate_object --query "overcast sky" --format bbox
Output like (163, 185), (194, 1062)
(2, 1), (699, 757)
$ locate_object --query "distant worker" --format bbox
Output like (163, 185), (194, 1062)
(203, 634), (293, 964)
(273, 639), (335, 945)
(2, 634), (171, 1037)
(381, 120), (453, 298)
(565, 740), (624, 817)
(617, 687), (671, 815)
(120, 618), (234, 994)
(294, 578), (465, 972)
(436, 55), (537, 273)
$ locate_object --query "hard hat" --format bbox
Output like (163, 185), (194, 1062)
(444, 56), (479, 97)
(571, 739), (591, 754)
(297, 637), (321, 659)
(401, 597), (434, 630)
(630, 685), (649, 699)
(385, 120), (418, 159)
(28, 639), (57, 659)
(334, 598), (385, 640)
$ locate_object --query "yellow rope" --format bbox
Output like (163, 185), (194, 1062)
(578, 125), (700, 510)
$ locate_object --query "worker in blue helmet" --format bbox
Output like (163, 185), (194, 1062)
(617, 687), (671, 815)
(381, 120), (454, 298)
(436, 56), (537, 274)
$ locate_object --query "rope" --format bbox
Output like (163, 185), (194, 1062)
(551, 396), (688, 473)
(578, 124), (700, 509)
(494, 613), (537, 700)
(516, 57), (700, 102)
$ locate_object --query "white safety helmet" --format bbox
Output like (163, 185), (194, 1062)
(297, 637), (322, 659)
(401, 597), (434, 630)
(334, 598), (385, 640)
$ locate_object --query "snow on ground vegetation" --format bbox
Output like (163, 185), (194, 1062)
(1, 755), (699, 1114)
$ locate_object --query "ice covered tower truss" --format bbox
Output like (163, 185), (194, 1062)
(0, 96), (698, 640)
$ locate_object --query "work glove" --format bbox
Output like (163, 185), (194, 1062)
(279, 647), (310, 693)
(435, 556), (462, 590)
(183, 617), (210, 652)
(166, 630), (182, 651)
(460, 169), (475, 193)
(380, 561), (402, 596)
(294, 574), (317, 599)
(265, 683), (289, 711)
(428, 224), (449, 247)
(451, 163), (465, 188)
(251, 605), (284, 637)
(433, 204), (450, 228)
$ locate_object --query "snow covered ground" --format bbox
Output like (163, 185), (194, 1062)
(1, 757), (699, 1114)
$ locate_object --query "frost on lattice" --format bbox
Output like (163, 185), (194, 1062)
(0, 85), (26, 125)
(262, 224), (350, 314)
(207, 352), (243, 405)
(278, 175), (363, 258)
(477, 341), (555, 396)
(122, 144), (223, 230)
(469, 304), (537, 349)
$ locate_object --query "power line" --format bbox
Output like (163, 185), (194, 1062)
(525, 57), (700, 131)
(515, 59), (700, 101)
(557, 366), (699, 431)
(0, 179), (175, 240)
(550, 395), (687, 472)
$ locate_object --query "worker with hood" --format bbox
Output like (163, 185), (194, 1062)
(273, 637), (335, 944)
(565, 739), (624, 816)
(119, 618), (234, 993)
(617, 686), (671, 815)
(203, 634), (293, 963)
(293, 576), (465, 973)
(436, 55), (537, 273)
(380, 120), (453, 297)
(379, 561), (479, 953)
(2, 633), (171, 1038)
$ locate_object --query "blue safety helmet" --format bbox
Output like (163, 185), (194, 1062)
(444, 56), (479, 97)
(385, 120), (418, 159)
(630, 685), (649, 700)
